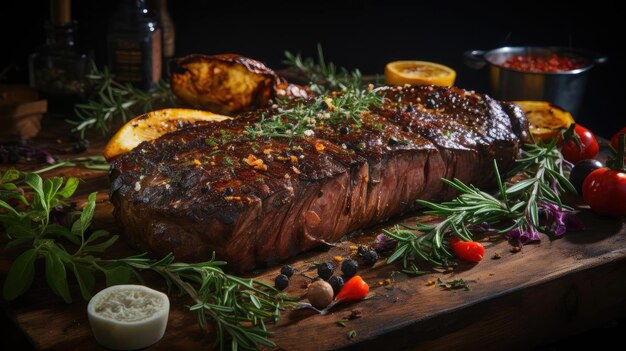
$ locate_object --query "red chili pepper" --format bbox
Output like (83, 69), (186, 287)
(335, 275), (369, 302)
(449, 237), (485, 263)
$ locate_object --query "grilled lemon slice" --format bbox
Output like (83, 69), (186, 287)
(385, 61), (456, 86)
(103, 108), (231, 161)
(514, 101), (575, 142)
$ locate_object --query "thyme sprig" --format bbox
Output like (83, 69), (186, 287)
(386, 136), (576, 269)
(69, 63), (177, 137)
(0, 171), (288, 350)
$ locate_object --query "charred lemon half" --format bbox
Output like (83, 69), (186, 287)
(103, 108), (230, 161)
(514, 101), (575, 142)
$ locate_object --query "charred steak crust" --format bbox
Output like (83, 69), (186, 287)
(110, 85), (529, 271)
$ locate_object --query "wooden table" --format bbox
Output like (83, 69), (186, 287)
(1, 125), (626, 350)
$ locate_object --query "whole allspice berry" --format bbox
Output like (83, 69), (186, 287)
(307, 280), (334, 309)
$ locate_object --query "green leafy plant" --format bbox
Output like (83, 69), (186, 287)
(0, 171), (289, 350)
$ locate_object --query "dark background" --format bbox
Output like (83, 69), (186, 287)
(1, 1), (625, 349)
(0, 0), (624, 137)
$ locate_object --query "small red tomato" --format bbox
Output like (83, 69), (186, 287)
(560, 124), (599, 164)
(449, 237), (485, 263)
(335, 275), (369, 302)
(582, 168), (626, 216)
(610, 127), (626, 161)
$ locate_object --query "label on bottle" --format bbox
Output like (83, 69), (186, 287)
(108, 29), (162, 91)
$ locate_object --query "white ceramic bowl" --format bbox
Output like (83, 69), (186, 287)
(87, 284), (170, 350)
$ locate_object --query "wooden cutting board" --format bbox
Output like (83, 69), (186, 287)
(1, 128), (625, 351)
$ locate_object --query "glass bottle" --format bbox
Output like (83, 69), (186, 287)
(107, 0), (162, 91)
(151, 0), (175, 60)
(28, 0), (91, 111)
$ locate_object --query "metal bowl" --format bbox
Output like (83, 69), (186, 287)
(464, 46), (607, 116)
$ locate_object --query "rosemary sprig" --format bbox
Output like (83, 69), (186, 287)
(386, 137), (576, 269)
(283, 44), (364, 94)
(32, 155), (110, 174)
(0, 171), (288, 350)
(244, 85), (383, 140)
(241, 45), (384, 140)
(69, 63), (177, 137)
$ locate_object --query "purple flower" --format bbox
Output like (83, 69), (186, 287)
(372, 233), (397, 253)
(506, 224), (540, 246)
(538, 202), (584, 237)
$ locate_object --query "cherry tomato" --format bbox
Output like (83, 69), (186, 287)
(335, 275), (369, 302)
(449, 237), (485, 263)
(582, 168), (626, 216)
(610, 127), (626, 161)
(560, 125), (599, 164)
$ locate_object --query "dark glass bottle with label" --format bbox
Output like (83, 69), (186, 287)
(107, 0), (162, 91)
(29, 0), (91, 114)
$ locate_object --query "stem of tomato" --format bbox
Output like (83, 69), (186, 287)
(618, 134), (625, 170)
(609, 134), (626, 171)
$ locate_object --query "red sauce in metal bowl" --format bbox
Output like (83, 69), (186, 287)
(502, 54), (586, 72)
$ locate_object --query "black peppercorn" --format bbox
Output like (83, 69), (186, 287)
(73, 139), (90, 153)
(357, 245), (368, 256)
(280, 265), (294, 278)
(274, 274), (289, 290)
(363, 250), (379, 266)
(341, 259), (359, 279)
(339, 126), (349, 135)
(359, 249), (379, 266)
(328, 275), (344, 295)
(425, 93), (439, 109)
(224, 187), (234, 196)
(317, 262), (334, 280)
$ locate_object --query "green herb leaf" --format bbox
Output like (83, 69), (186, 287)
(3, 249), (38, 301)
(57, 177), (79, 199)
(24, 173), (45, 212)
(45, 250), (72, 303)
(71, 192), (97, 237)
(71, 263), (95, 300)
(103, 265), (134, 286)
(84, 235), (119, 253)
(437, 277), (470, 291)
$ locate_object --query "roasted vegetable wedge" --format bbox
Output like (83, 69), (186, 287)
(171, 54), (279, 114)
(170, 54), (308, 114)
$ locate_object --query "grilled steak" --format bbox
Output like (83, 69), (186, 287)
(110, 85), (528, 271)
